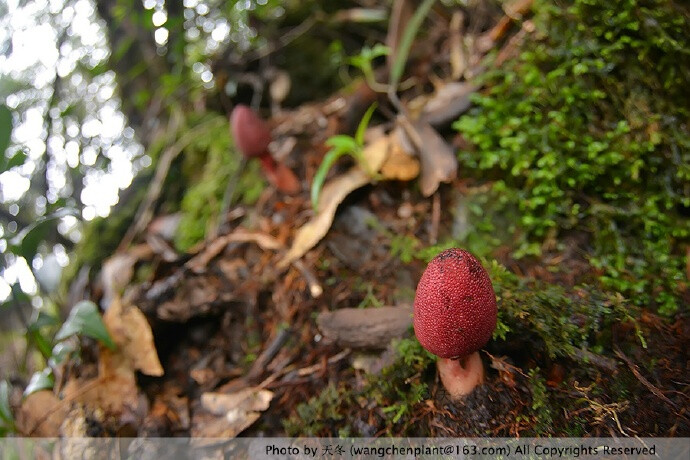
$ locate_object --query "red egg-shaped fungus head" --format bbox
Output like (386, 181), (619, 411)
(230, 104), (271, 158)
(413, 248), (497, 359)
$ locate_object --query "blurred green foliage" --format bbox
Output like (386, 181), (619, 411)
(174, 114), (265, 251)
(454, 0), (690, 314)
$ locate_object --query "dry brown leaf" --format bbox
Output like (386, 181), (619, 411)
(186, 229), (282, 273)
(278, 169), (370, 268)
(201, 388), (273, 415)
(421, 81), (477, 127)
(101, 244), (153, 306)
(359, 133), (391, 173)
(16, 390), (67, 436)
(278, 136), (390, 268)
(59, 297), (160, 418)
(380, 137), (420, 181)
(191, 388), (273, 438)
(399, 117), (457, 197)
(104, 296), (163, 376)
(62, 349), (141, 416)
(100, 253), (136, 306)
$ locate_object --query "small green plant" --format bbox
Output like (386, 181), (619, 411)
(310, 103), (378, 211)
(528, 368), (553, 435)
(348, 44), (390, 92)
(356, 283), (384, 309)
(2, 298), (114, 401)
(28, 300), (114, 397)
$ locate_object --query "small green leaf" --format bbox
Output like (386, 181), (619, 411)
(3, 150), (26, 171)
(24, 368), (54, 396)
(55, 300), (116, 350)
(27, 326), (53, 360)
(325, 135), (359, 152)
(49, 341), (77, 367)
(389, 0), (436, 90)
(0, 380), (15, 430)
(355, 103), (377, 146)
(311, 147), (354, 211)
(28, 311), (60, 331)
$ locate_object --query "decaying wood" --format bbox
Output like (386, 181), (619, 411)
(317, 305), (413, 349)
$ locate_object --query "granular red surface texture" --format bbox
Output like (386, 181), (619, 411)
(230, 105), (271, 158)
(413, 248), (497, 358)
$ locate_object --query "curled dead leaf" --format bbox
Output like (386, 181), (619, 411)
(104, 296), (163, 377)
(278, 136), (390, 268)
(399, 116), (457, 197)
(191, 388), (273, 438)
(16, 390), (67, 436)
(380, 136), (420, 181)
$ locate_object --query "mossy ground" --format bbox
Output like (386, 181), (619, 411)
(46, 0), (689, 439)
(282, 0), (689, 437)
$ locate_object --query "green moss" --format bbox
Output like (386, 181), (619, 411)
(284, 338), (434, 436)
(454, 0), (690, 314)
(488, 260), (642, 358)
(173, 115), (265, 252)
(528, 368), (553, 435)
(283, 384), (353, 436)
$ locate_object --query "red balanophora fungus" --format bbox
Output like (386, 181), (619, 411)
(230, 104), (300, 195)
(413, 248), (497, 399)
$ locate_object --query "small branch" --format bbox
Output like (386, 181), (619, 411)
(317, 305), (413, 349)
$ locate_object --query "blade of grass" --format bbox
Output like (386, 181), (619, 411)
(389, 0), (436, 90)
(355, 103), (378, 146)
(311, 147), (352, 211)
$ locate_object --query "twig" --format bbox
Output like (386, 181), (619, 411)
(251, 16), (319, 62)
(296, 350), (350, 377)
(291, 259), (323, 298)
(613, 345), (679, 411)
(246, 328), (292, 381)
(430, 191), (440, 244)
(572, 348), (618, 372)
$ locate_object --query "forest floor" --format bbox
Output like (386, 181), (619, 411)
(11, 0), (689, 439)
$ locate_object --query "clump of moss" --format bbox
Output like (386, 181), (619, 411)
(455, 0), (690, 314)
(282, 384), (353, 436)
(174, 114), (265, 251)
(488, 260), (643, 358)
(284, 338), (434, 437)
